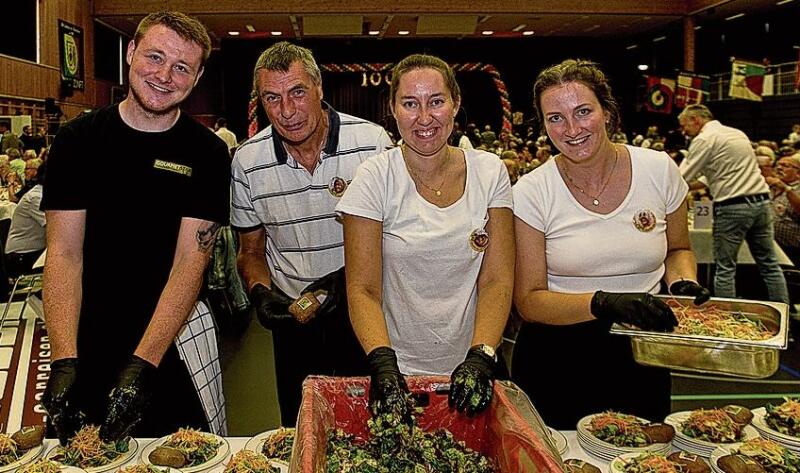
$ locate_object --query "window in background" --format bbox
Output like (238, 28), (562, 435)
(0, 0), (38, 62)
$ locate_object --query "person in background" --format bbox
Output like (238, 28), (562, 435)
(214, 117), (237, 156)
(41, 11), (229, 444)
(756, 145), (777, 179)
(8, 158), (41, 203)
(512, 59), (708, 429)
(5, 162), (46, 278)
(338, 53), (514, 421)
(678, 104), (789, 304)
(766, 156), (800, 266)
(0, 122), (21, 154)
(231, 41), (393, 426)
(501, 150), (520, 185)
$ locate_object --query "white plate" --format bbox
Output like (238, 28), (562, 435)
(117, 466), (180, 473)
(244, 428), (294, 461)
(665, 411), (760, 451)
(47, 438), (138, 473)
(752, 407), (800, 447)
(608, 452), (670, 473)
(547, 427), (568, 456)
(141, 433), (229, 473)
(577, 414), (671, 453)
(0, 443), (45, 473)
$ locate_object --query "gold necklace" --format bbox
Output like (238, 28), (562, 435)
(404, 146), (451, 197)
(559, 146), (619, 206)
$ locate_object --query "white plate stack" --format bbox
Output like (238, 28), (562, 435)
(750, 407), (800, 453)
(576, 414), (671, 462)
(664, 411), (760, 457)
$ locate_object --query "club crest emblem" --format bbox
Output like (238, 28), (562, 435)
(469, 228), (490, 252)
(328, 176), (348, 197)
(633, 209), (657, 232)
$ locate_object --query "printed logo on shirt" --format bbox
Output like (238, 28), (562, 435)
(632, 209), (657, 232)
(469, 228), (490, 252)
(153, 159), (193, 177)
(328, 176), (348, 197)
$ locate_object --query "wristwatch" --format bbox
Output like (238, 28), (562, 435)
(471, 344), (498, 362)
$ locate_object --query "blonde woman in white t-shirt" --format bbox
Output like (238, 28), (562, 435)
(512, 59), (709, 429)
(337, 54), (514, 423)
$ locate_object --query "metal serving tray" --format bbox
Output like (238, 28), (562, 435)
(610, 295), (789, 379)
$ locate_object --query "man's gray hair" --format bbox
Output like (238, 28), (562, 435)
(678, 104), (715, 121)
(252, 42), (322, 91)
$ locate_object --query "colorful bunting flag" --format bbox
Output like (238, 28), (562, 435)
(675, 72), (710, 108)
(645, 76), (675, 114)
(729, 61), (766, 101)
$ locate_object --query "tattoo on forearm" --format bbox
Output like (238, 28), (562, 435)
(197, 223), (221, 251)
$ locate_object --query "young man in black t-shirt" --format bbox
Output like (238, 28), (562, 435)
(40, 11), (230, 444)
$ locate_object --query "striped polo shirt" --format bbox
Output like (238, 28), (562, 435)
(231, 103), (393, 298)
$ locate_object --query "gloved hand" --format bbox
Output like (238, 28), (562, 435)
(250, 283), (294, 330)
(302, 267), (346, 318)
(99, 355), (157, 442)
(42, 358), (86, 445)
(449, 346), (496, 416)
(591, 291), (678, 332)
(367, 346), (412, 425)
(669, 279), (711, 305)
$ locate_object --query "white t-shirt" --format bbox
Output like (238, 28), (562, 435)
(336, 148), (512, 375)
(513, 145), (688, 294)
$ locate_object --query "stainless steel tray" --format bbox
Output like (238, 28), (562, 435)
(610, 295), (789, 379)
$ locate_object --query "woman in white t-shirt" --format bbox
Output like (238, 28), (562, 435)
(512, 59), (709, 429)
(336, 54), (514, 421)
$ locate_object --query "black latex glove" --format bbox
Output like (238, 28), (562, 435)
(591, 291), (678, 332)
(302, 267), (346, 318)
(449, 346), (496, 416)
(41, 358), (86, 445)
(99, 355), (157, 442)
(250, 283), (294, 330)
(367, 346), (412, 425)
(669, 279), (711, 305)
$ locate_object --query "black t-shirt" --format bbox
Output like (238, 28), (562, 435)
(42, 105), (230, 359)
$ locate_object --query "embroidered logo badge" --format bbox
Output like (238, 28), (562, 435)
(153, 159), (192, 177)
(633, 209), (657, 232)
(469, 228), (490, 252)
(329, 176), (348, 197)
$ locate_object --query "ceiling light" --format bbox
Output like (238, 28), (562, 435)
(694, 25), (703, 30)
(227, 31), (240, 36)
(725, 13), (745, 20)
(245, 25), (255, 32)
(512, 24), (527, 32)
(776, 0), (794, 5)
(482, 30), (494, 35)
(398, 30), (410, 35)
(271, 31), (282, 36)
(637, 64), (649, 71)
(368, 30), (380, 35)
(522, 30), (534, 36)
(652, 36), (666, 42)
(626, 44), (638, 50)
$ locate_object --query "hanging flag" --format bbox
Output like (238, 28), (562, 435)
(674, 72), (710, 108)
(645, 76), (675, 114)
(729, 61), (766, 101)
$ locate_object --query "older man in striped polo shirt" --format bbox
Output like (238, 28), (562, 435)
(231, 42), (393, 425)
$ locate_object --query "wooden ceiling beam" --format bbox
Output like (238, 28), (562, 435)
(94, 0), (691, 17)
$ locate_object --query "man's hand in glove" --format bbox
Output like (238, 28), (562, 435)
(250, 283), (294, 330)
(669, 279), (711, 305)
(99, 355), (157, 442)
(42, 358), (86, 445)
(449, 345), (496, 416)
(367, 346), (412, 425)
(302, 267), (346, 318)
(591, 291), (678, 332)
